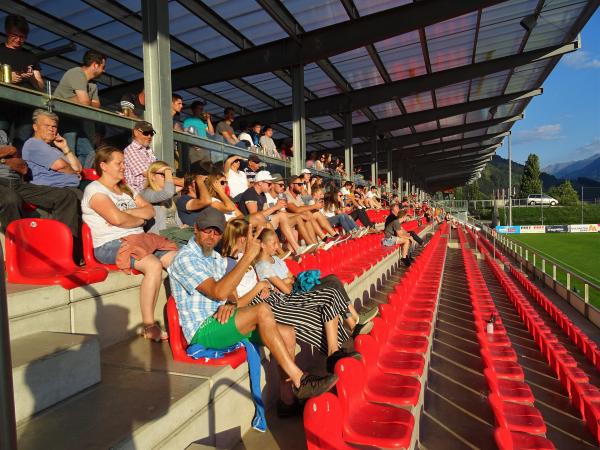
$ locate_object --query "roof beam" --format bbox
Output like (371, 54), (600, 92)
(346, 115), (520, 155)
(409, 145), (499, 163)
(425, 165), (486, 182)
(307, 89), (540, 142)
(233, 41), (575, 124)
(164, 0), (506, 89)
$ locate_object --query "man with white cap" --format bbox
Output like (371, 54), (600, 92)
(237, 170), (286, 221)
(168, 206), (337, 400)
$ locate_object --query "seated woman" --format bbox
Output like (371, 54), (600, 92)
(204, 171), (243, 223)
(322, 187), (360, 235)
(82, 146), (178, 342)
(140, 161), (193, 246)
(176, 173), (213, 227)
(222, 222), (359, 376)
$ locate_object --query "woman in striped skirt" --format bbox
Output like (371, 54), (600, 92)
(221, 220), (357, 360)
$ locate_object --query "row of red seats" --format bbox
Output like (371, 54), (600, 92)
(286, 232), (398, 284)
(456, 226), (555, 450)
(474, 231), (600, 444)
(365, 209), (388, 224)
(303, 223), (449, 449)
(475, 230), (600, 375)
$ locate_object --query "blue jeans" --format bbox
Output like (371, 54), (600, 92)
(327, 214), (358, 232)
(61, 117), (95, 165)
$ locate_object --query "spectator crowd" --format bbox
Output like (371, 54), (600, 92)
(0, 13), (440, 413)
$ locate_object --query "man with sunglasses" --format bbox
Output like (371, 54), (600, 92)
(236, 171), (285, 221)
(124, 121), (180, 194)
(0, 15), (43, 149)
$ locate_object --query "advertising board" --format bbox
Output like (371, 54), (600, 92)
(496, 226), (520, 234)
(569, 224), (599, 233)
(545, 225), (568, 233)
(520, 225), (546, 234)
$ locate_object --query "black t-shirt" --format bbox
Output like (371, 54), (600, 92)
(237, 187), (266, 216)
(384, 212), (397, 228)
(0, 45), (41, 89)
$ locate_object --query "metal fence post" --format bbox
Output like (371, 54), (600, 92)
(552, 265), (557, 281)
(585, 284), (589, 303)
(567, 273), (571, 291)
(0, 245), (17, 450)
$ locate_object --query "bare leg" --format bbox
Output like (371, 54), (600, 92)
(277, 324), (297, 404)
(313, 211), (337, 236)
(325, 316), (340, 356)
(133, 254), (164, 325)
(277, 213), (300, 253)
(235, 304), (304, 387)
(298, 213), (318, 244)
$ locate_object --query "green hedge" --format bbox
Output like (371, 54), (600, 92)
(496, 205), (600, 225)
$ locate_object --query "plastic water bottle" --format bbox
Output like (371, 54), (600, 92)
(486, 314), (495, 334)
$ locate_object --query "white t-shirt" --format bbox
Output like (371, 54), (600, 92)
(82, 181), (144, 248)
(265, 191), (286, 212)
(366, 191), (374, 199)
(212, 197), (238, 222)
(340, 187), (350, 195)
(227, 169), (248, 198)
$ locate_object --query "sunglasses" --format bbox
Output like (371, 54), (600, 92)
(275, 182), (285, 187)
(292, 182), (305, 186)
(200, 228), (222, 236)
(220, 180), (227, 185)
(140, 130), (155, 136)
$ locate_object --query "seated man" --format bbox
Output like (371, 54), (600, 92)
(168, 206), (337, 399)
(259, 125), (279, 158)
(0, 144), (80, 239)
(382, 204), (414, 267)
(22, 109), (82, 195)
(215, 107), (239, 145)
(236, 170), (285, 228)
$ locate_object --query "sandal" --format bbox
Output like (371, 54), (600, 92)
(139, 323), (168, 343)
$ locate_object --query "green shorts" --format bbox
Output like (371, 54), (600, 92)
(190, 310), (261, 349)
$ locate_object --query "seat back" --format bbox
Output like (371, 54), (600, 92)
(354, 334), (380, 377)
(81, 168), (99, 181)
(167, 296), (190, 361)
(369, 316), (389, 346)
(488, 393), (509, 430)
(304, 393), (350, 450)
(335, 356), (366, 408)
(5, 218), (75, 279)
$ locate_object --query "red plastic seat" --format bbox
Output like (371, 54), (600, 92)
(494, 427), (555, 450)
(485, 369), (534, 404)
(5, 218), (108, 289)
(81, 168), (99, 181)
(335, 357), (415, 448)
(356, 333), (425, 377)
(304, 393), (356, 450)
(166, 296), (246, 367)
(489, 393), (547, 435)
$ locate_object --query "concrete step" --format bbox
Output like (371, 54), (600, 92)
(11, 331), (101, 423)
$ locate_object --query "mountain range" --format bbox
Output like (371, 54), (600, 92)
(543, 153), (600, 181)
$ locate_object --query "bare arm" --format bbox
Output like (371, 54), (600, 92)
(185, 175), (212, 211)
(123, 194), (155, 220)
(206, 115), (215, 135)
(50, 134), (82, 173)
(237, 280), (270, 307)
(89, 193), (149, 228)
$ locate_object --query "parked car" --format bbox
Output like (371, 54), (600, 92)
(527, 194), (559, 206)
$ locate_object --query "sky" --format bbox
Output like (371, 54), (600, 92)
(495, 9), (600, 170)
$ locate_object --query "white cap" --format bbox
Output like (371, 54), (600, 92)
(301, 168), (312, 174)
(254, 170), (275, 182)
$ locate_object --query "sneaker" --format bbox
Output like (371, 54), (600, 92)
(322, 240), (337, 251)
(293, 373), (338, 399)
(297, 243), (317, 255)
(326, 350), (361, 374)
(276, 399), (303, 418)
(352, 320), (374, 337)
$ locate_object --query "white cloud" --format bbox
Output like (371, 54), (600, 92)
(513, 124), (564, 144)
(563, 51), (600, 69)
(574, 137), (600, 157)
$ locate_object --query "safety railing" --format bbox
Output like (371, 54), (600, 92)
(479, 224), (600, 326)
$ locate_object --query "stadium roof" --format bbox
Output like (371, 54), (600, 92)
(1, 0), (596, 191)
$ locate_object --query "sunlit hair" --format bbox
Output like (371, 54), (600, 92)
(324, 187), (342, 212)
(257, 228), (278, 262)
(205, 171), (226, 198)
(221, 218), (249, 258)
(145, 161), (170, 191)
(94, 146), (134, 198)
(32, 108), (58, 124)
(183, 173), (197, 196)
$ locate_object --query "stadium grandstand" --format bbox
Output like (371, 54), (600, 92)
(0, 1), (598, 449)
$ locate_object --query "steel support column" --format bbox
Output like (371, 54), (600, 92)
(370, 131), (377, 185)
(0, 245), (16, 450)
(291, 65), (306, 175)
(142, 0), (173, 165)
(508, 131), (513, 226)
(386, 148), (392, 191)
(344, 112), (353, 181)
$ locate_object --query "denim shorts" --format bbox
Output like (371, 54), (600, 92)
(382, 236), (398, 247)
(94, 238), (169, 268)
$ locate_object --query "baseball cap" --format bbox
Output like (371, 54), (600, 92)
(271, 173), (284, 183)
(255, 170), (275, 182)
(195, 206), (226, 233)
(301, 168), (311, 174)
(248, 155), (261, 164)
(134, 121), (154, 133)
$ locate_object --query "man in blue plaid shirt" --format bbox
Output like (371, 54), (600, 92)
(168, 206), (337, 400)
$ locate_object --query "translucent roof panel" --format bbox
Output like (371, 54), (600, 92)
(281, 0), (349, 31)
(426, 12), (477, 72)
(352, 110), (370, 124)
(304, 64), (340, 97)
(465, 110), (490, 124)
(390, 128), (412, 137)
(505, 60), (549, 92)
(202, 0), (288, 45)
(310, 116), (342, 130)
(169, 3), (238, 59)
(413, 121), (438, 133)
(401, 91), (433, 113)
(242, 74), (293, 105)
(469, 70), (510, 101)
(525, 2), (587, 51)
(370, 101), (401, 120)
(330, 47), (384, 89)
(439, 114), (466, 128)
(354, 0), (412, 16)
(25, 0), (110, 29)
(463, 129), (487, 139)
(202, 82), (269, 111)
(376, 36), (427, 82)
(435, 81), (470, 107)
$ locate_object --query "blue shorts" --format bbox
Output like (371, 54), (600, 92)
(94, 238), (169, 268)
(382, 237), (398, 247)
